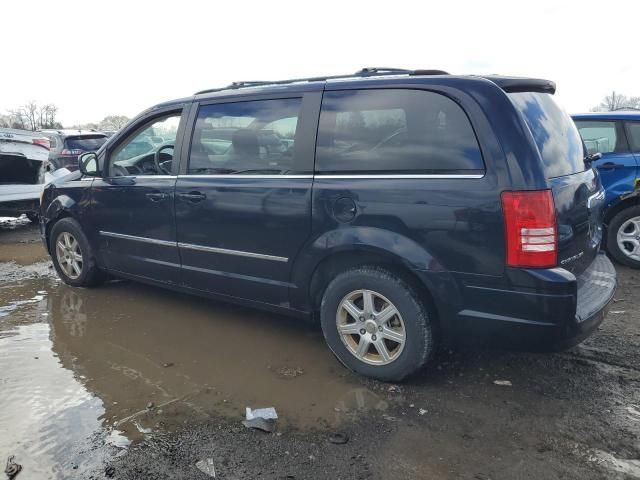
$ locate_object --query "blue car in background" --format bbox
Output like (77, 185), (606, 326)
(573, 112), (640, 268)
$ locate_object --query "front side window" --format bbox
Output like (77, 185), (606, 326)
(109, 114), (181, 176)
(315, 89), (484, 174)
(188, 98), (302, 175)
(574, 120), (623, 155)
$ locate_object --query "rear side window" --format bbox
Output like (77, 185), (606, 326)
(316, 89), (484, 174)
(188, 98), (302, 175)
(64, 135), (107, 151)
(509, 92), (584, 178)
(574, 120), (626, 155)
(625, 122), (640, 152)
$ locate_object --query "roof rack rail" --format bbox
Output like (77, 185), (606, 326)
(195, 68), (450, 95)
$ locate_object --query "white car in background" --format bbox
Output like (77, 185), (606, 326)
(0, 128), (74, 222)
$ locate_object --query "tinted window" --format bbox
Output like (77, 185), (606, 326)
(574, 120), (620, 155)
(63, 135), (107, 151)
(625, 122), (640, 152)
(188, 98), (301, 175)
(509, 92), (584, 178)
(315, 89), (484, 174)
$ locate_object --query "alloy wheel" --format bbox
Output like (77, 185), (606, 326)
(55, 232), (84, 280)
(336, 289), (406, 366)
(616, 215), (640, 262)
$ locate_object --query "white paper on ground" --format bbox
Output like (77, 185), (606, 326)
(245, 407), (278, 420)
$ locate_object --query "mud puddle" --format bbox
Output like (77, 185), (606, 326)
(0, 276), (386, 479)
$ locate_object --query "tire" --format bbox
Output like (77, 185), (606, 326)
(26, 212), (39, 223)
(606, 205), (640, 269)
(320, 266), (434, 382)
(49, 217), (105, 287)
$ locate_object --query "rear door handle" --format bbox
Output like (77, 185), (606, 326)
(178, 191), (207, 203)
(146, 191), (169, 202)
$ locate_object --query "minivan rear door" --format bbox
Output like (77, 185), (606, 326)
(510, 93), (604, 275)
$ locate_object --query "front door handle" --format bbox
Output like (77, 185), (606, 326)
(146, 191), (169, 202)
(598, 162), (621, 170)
(178, 191), (207, 203)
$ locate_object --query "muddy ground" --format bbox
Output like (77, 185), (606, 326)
(0, 218), (639, 480)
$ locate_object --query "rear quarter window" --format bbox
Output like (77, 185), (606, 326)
(316, 89), (484, 174)
(509, 92), (584, 178)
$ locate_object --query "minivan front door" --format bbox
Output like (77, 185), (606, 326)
(92, 109), (187, 284)
(175, 93), (320, 306)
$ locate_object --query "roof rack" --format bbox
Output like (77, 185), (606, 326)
(195, 68), (449, 95)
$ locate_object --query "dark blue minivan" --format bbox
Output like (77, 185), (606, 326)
(40, 68), (616, 381)
(572, 112), (640, 268)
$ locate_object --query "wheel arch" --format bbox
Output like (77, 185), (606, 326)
(43, 195), (77, 253)
(293, 227), (461, 340)
(602, 189), (640, 248)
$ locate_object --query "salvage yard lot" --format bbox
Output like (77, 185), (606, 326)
(0, 219), (639, 479)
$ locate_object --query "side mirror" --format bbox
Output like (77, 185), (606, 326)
(79, 152), (100, 176)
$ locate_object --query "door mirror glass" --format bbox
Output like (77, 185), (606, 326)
(79, 152), (99, 176)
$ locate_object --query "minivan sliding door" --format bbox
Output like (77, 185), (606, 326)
(175, 92), (320, 306)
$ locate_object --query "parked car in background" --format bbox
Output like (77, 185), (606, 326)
(40, 68), (615, 381)
(40, 129), (108, 170)
(572, 112), (640, 268)
(0, 128), (74, 221)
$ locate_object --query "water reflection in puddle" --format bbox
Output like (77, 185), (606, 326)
(0, 278), (388, 478)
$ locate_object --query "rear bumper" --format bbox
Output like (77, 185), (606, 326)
(0, 198), (40, 217)
(448, 252), (616, 349)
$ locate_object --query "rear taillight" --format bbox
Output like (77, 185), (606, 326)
(501, 190), (557, 268)
(61, 148), (83, 156)
(32, 138), (50, 150)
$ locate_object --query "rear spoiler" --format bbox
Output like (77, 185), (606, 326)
(481, 75), (556, 94)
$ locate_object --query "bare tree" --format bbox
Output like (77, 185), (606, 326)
(99, 115), (130, 131)
(22, 101), (39, 131)
(2, 102), (62, 130)
(39, 104), (60, 129)
(7, 109), (26, 129)
(592, 91), (640, 112)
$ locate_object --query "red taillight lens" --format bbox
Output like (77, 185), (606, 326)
(501, 190), (557, 268)
(61, 149), (82, 155)
(32, 138), (50, 150)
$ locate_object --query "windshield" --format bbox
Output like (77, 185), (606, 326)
(64, 135), (107, 151)
(509, 92), (584, 178)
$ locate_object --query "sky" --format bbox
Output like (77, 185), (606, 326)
(2, 0), (638, 126)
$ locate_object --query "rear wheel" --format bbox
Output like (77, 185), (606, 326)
(50, 218), (105, 287)
(320, 266), (434, 381)
(607, 206), (640, 268)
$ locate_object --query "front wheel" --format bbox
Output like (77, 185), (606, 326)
(320, 266), (434, 382)
(49, 218), (105, 287)
(607, 206), (640, 268)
